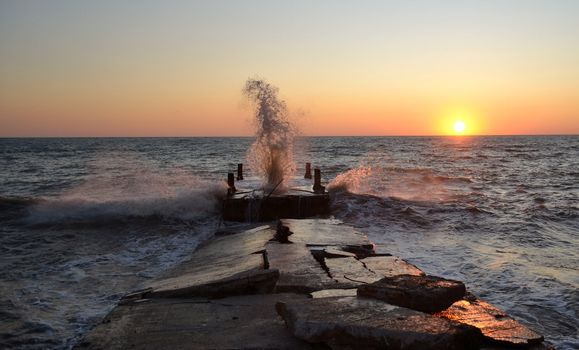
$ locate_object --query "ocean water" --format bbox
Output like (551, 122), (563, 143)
(0, 136), (577, 349)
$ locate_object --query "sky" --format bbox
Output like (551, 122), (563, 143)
(1, 0), (578, 137)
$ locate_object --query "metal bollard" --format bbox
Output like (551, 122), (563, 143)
(237, 163), (244, 180)
(304, 162), (312, 179)
(227, 172), (236, 195)
(313, 168), (325, 193)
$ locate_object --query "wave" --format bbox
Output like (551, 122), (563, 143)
(327, 166), (473, 202)
(0, 196), (39, 208)
(23, 168), (227, 225)
(422, 174), (473, 184)
(0, 196), (40, 221)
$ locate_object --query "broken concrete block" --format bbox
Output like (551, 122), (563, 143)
(437, 298), (544, 347)
(325, 256), (379, 286)
(310, 289), (357, 299)
(280, 219), (374, 253)
(214, 224), (270, 237)
(481, 344), (553, 350)
(357, 274), (466, 313)
(192, 225), (275, 262)
(144, 253), (278, 298)
(134, 226), (278, 299)
(77, 294), (322, 350)
(276, 296), (481, 350)
(361, 255), (424, 277)
(321, 247), (358, 258)
(266, 241), (337, 293)
(159, 225), (275, 281)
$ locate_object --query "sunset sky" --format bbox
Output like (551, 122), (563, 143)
(1, 0), (578, 137)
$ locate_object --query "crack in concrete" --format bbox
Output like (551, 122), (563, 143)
(309, 249), (333, 279)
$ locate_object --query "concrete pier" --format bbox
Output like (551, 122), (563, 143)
(222, 164), (331, 221)
(222, 188), (330, 221)
(76, 219), (548, 350)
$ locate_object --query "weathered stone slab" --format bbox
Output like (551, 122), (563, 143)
(276, 296), (481, 350)
(190, 225), (275, 263)
(214, 224), (270, 237)
(322, 247), (358, 258)
(325, 256), (379, 286)
(437, 298), (544, 347)
(280, 219), (374, 252)
(156, 225), (274, 281)
(481, 344), (553, 350)
(136, 226), (277, 298)
(145, 253), (278, 298)
(266, 241), (337, 292)
(310, 289), (357, 298)
(357, 275), (466, 313)
(77, 294), (322, 350)
(361, 255), (425, 277)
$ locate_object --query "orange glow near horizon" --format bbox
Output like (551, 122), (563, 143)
(1, 94), (578, 137)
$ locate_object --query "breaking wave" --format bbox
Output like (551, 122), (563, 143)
(24, 165), (227, 225)
(328, 166), (474, 202)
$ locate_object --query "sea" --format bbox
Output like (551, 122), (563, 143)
(0, 136), (577, 349)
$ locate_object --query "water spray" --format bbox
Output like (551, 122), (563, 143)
(244, 79), (295, 193)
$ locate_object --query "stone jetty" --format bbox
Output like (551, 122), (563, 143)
(76, 219), (549, 349)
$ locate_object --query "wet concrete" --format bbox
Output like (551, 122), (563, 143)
(223, 190), (330, 221)
(357, 275), (467, 313)
(436, 297), (544, 347)
(77, 294), (324, 350)
(267, 241), (336, 293)
(78, 219), (547, 350)
(276, 296), (482, 350)
(281, 219), (374, 252)
(361, 255), (424, 277)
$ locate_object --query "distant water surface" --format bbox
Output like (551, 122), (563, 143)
(0, 136), (577, 349)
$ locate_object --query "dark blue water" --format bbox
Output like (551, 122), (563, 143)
(0, 136), (577, 349)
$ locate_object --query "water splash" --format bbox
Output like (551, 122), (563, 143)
(328, 166), (373, 194)
(25, 153), (227, 224)
(328, 165), (472, 202)
(244, 79), (295, 193)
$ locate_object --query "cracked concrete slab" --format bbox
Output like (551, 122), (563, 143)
(310, 289), (357, 299)
(436, 298), (544, 347)
(145, 254), (279, 298)
(360, 255), (424, 277)
(138, 226), (277, 298)
(77, 294), (323, 350)
(266, 241), (338, 293)
(324, 256), (380, 286)
(276, 296), (482, 350)
(280, 219), (374, 252)
(357, 274), (466, 313)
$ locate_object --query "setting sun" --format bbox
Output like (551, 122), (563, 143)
(453, 120), (466, 134)
(436, 108), (481, 136)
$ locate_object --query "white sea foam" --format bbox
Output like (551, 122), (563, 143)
(26, 154), (227, 224)
(328, 165), (471, 202)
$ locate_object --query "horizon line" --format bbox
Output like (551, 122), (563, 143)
(1, 133), (578, 139)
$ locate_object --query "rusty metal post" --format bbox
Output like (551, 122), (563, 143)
(313, 168), (325, 193)
(227, 172), (236, 196)
(304, 162), (312, 179)
(237, 163), (244, 180)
